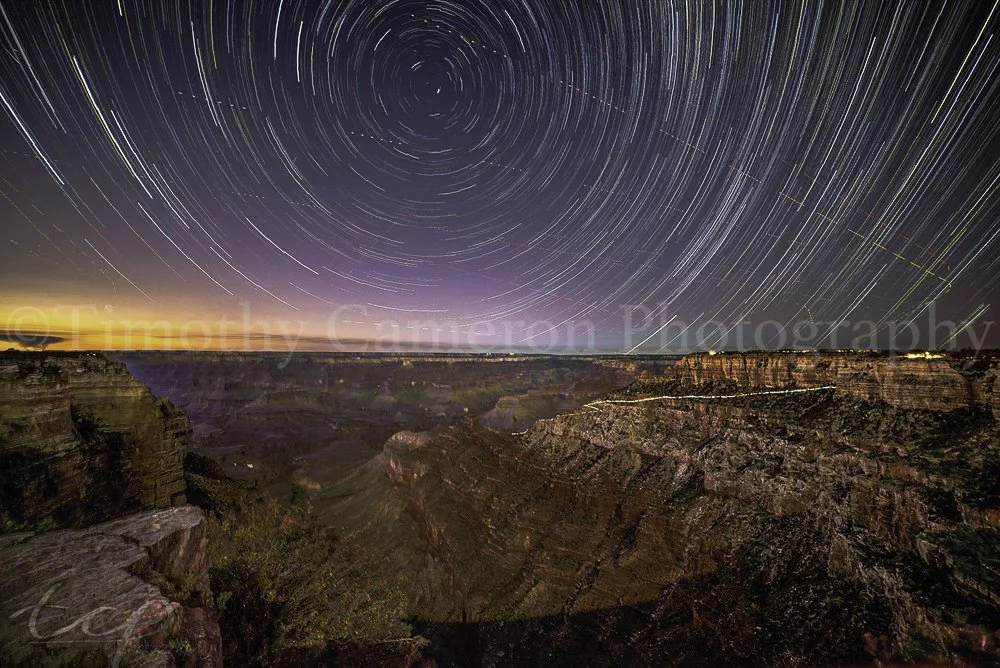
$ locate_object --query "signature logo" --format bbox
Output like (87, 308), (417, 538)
(8, 572), (179, 667)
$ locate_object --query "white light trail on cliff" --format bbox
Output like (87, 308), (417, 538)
(583, 385), (837, 409)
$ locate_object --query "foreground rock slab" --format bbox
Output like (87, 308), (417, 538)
(0, 505), (221, 667)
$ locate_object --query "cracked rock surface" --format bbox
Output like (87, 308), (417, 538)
(0, 505), (220, 667)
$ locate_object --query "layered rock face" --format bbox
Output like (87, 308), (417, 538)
(332, 352), (1000, 665)
(0, 505), (221, 667)
(0, 352), (189, 526)
(667, 351), (999, 413)
(0, 353), (219, 666)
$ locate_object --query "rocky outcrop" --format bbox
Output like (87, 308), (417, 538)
(0, 353), (219, 666)
(332, 353), (1000, 665)
(0, 505), (221, 667)
(386, 430), (434, 452)
(0, 352), (189, 527)
(666, 351), (999, 412)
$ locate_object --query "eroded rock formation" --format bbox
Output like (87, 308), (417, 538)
(1, 352), (188, 527)
(667, 351), (998, 413)
(332, 352), (1000, 665)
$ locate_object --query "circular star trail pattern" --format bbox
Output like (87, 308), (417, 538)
(1, 0), (998, 349)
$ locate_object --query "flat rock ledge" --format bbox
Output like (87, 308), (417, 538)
(0, 505), (221, 667)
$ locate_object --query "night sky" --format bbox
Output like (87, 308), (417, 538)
(1, 0), (998, 352)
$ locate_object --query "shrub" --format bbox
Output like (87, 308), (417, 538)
(207, 496), (411, 665)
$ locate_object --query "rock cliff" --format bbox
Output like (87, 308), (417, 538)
(665, 350), (999, 413)
(0, 505), (221, 667)
(332, 352), (1000, 665)
(0, 352), (189, 527)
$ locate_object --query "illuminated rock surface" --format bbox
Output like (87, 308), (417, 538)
(0, 506), (220, 667)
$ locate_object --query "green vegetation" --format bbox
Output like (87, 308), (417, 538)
(0, 513), (58, 535)
(205, 493), (416, 665)
(166, 635), (194, 663)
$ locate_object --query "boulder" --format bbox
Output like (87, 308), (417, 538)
(0, 505), (221, 667)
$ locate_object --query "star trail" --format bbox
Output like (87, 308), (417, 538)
(1, 0), (998, 351)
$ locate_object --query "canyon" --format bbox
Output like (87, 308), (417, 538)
(114, 352), (663, 499)
(326, 352), (1000, 665)
(2, 349), (998, 666)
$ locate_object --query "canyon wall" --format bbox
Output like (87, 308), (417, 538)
(667, 351), (999, 412)
(340, 352), (1000, 665)
(1, 352), (189, 527)
(0, 352), (220, 667)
